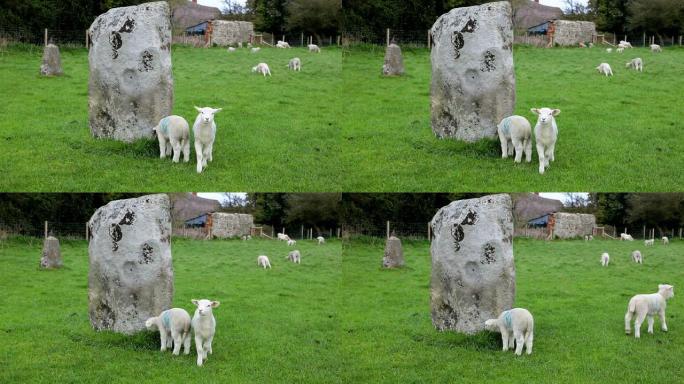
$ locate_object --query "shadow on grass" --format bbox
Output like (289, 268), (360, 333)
(69, 329), (160, 351)
(412, 136), (501, 159)
(416, 329), (503, 352)
(83, 137), (160, 159)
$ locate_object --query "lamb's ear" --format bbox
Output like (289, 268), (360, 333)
(194, 106), (202, 112)
(552, 109), (561, 116)
(213, 108), (223, 114)
(191, 299), (199, 306)
(211, 301), (220, 308)
(530, 108), (540, 115)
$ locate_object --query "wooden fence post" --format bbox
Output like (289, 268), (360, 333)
(44, 221), (48, 239)
(427, 29), (431, 48)
(85, 222), (89, 241)
(301, 225), (304, 240)
(427, 222), (431, 241)
(44, 28), (48, 46)
(642, 33), (645, 47)
(85, 29), (89, 49)
(301, 32), (304, 46)
(386, 221), (390, 238)
(386, 28), (390, 47)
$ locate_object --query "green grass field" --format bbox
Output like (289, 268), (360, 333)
(0, 45), (341, 191)
(0, 237), (342, 383)
(340, 45), (684, 191)
(340, 237), (684, 383)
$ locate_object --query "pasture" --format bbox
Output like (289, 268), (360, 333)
(340, 237), (684, 383)
(0, 45), (341, 191)
(0, 237), (341, 382)
(340, 45), (684, 191)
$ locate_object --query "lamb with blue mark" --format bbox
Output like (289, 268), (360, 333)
(145, 308), (192, 355)
(497, 115), (532, 163)
(484, 308), (534, 355)
(153, 115), (190, 163)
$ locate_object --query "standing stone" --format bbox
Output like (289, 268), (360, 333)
(382, 43), (404, 76)
(430, 194), (515, 334)
(88, 1), (173, 142)
(382, 235), (405, 268)
(430, 1), (515, 142)
(40, 236), (62, 269)
(88, 194), (173, 334)
(40, 44), (63, 76)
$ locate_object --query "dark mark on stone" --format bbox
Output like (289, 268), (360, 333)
(481, 50), (496, 72)
(139, 51), (154, 72)
(140, 243), (154, 264)
(118, 18), (135, 33)
(460, 18), (477, 33)
(119, 210), (135, 225)
(110, 32), (122, 59)
(461, 210), (478, 225)
(481, 243), (496, 264)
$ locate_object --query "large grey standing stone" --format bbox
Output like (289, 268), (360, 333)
(40, 236), (62, 269)
(430, 194), (515, 334)
(382, 235), (405, 268)
(430, 2), (515, 142)
(88, 1), (173, 142)
(382, 43), (404, 76)
(88, 194), (173, 334)
(40, 44), (63, 76)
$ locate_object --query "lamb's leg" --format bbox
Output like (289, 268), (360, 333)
(544, 147), (553, 168)
(207, 335), (213, 355)
(536, 144), (546, 174)
(202, 147), (210, 167)
(512, 138), (523, 163)
(634, 311), (647, 338)
(183, 332), (191, 355)
(171, 329), (182, 355)
(501, 330), (509, 351)
(195, 336), (204, 366)
(159, 329), (167, 351)
(647, 315), (654, 334)
(170, 138), (181, 163)
(660, 309), (668, 332)
(525, 330), (533, 355)
(207, 142), (213, 162)
(548, 143), (555, 162)
(514, 331), (524, 356)
(524, 138), (532, 163)
(182, 138), (190, 163)
(499, 134), (508, 159)
(202, 340), (210, 359)
(158, 137), (167, 159)
(508, 332), (515, 350)
(195, 142), (204, 173)
(625, 310), (633, 334)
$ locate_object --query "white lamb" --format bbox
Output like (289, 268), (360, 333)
(227, 47), (236, 52)
(606, 48), (612, 53)
(584, 235), (594, 241)
(484, 308), (534, 356)
(287, 250), (301, 264)
(631, 250), (642, 264)
(531, 107), (560, 174)
(650, 44), (662, 53)
(308, 44), (321, 53)
(193, 106), (222, 173)
(277, 233), (290, 241)
(287, 239), (296, 247)
(251, 47), (260, 53)
(625, 57), (643, 72)
(616, 47), (624, 53)
(619, 40), (633, 48)
(238, 42), (243, 48)
(601, 252), (610, 267)
(153, 115), (190, 163)
(625, 284), (674, 338)
(145, 308), (192, 355)
(252, 62), (271, 76)
(288, 57), (302, 71)
(662, 236), (669, 245)
(191, 299), (220, 366)
(276, 40), (291, 48)
(257, 255), (271, 269)
(317, 236), (325, 245)
(645, 239), (654, 246)
(596, 62), (613, 76)
(497, 115), (532, 163)
(620, 233), (634, 241)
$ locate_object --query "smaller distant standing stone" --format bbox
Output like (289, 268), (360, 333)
(382, 235), (404, 268)
(40, 44), (63, 76)
(40, 236), (62, 269)
(382, 43), (404, 76)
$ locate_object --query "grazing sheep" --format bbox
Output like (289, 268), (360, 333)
(257, 255), (271, 269)
(601, 252), (610, 267)
(252, 62), (271, 76)
(277, 233), (290, 241)
(308, 44), (321, 53)
(584, 235), (594, 241)
(288, 57), (302, 71)
(625, 57), (643, 72)
(484, 308), (534, 356)
(227, 47), (236, 52)
(287, 239), (296, 247)
(619, 40), (633, 48)
(596, 62), (613, 76)
(606, 48), (613, 53)
(317, 236), (325, 245)
(247, 42), (252, 48)
(620, 233), (634, 241)
(645, 239), (654, 246)
(632, 250), (643, 264)
(238, 42), (243, 48)
(579, 42), (586, 48)
(662, 236), (669, 245)
(616, 47), (624, 53)
(276, 40), (291, 48)
(650, 44), (662, 53)
(590, 235), (594, 240)
(589, 42), (594, 48)
(251, 47), (260, 53)
(625, 284), (674, 338)
(145, 308), (192, 355)
(191, 299), (220, 366)
(193, 106), (222, 173)
(497, 115), (532, 163)
(287, 250), (301, 264)
(153, 115), (190, 163)
(531, 107), (560, 174)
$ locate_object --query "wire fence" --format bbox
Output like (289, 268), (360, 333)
(0, 25), (88, 48)
(0, 220), (87, 240)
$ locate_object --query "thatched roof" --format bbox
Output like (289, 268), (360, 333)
(512, 193), (564, 223)
(169, 193), (221, 223)
(515, 1), (563, 30)
(172, 1), (222, 30)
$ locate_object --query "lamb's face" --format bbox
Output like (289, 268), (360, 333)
(192, 299), (220, 316)
(484, 319), (499, 332)
(194, 106), (222, 124)
(531, 108), (560, 124)
(145, 317), (157, 330)
(659, 284), (674, 299)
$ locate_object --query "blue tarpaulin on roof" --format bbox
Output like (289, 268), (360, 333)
(185, 214), (209, 227)
(528, 214), (551, 227)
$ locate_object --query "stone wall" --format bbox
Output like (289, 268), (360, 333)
(211, 213), (254, 238)
(553, 213), (596, 239)
(211, 20), (254, 46)
(554, 20), (596, 46)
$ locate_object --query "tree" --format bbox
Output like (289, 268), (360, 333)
(627, 0), (684, 40)
(287, 0), (340, 42)
(594, 193), (629, 227)
(248, 0), (289, 34)
(626, 193), (684, 231)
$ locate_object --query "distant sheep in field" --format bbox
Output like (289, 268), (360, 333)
(589, 42), (594, 48)
(579, 42), (586, 48)
(276, 40), (291, 48)
(531, 107), (560, 174)
(645, 239), (654, 246)
(145, 308), (191, 355)
(288, 57), (301, 71)
(287, 239), (296, 247)
(650, 44), (662, 53)
(287, 250), (301, 264)
(317, 236), (325, 245)
(584, 235), (594, 241)
(606, 48), (612, 53)
(596, 63), (613, 76)
(238, 42), (243, 48)
(484, 308), (534, 356)
(193, 106), (222, 174)
(619, 41), (633, 48)
(625, 284), (674, 338)
(252, 62), (271, 76)
(631, 250), (642, 264)
(601, 252), (610, 267)
(620, 233), (634, 241)
(153, 115), (190, 163)
(247, 42), (252, 48)
(308, 44), (321, 53)
(617, 47), (624, 53)
(626, 58), (643, 72)
(662, 236), (669, 245)
(191, 299), (220, 366)
(277, 233), (290, 241)
(257, 255), (271, 269)
(497, 115), (532, 163)
(227, 47), (236, 52)
(251, 47), (261, 53)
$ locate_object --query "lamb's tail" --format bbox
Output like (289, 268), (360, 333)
(627, 298), (636, 314)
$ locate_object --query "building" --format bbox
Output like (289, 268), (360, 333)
(514, 0), (563, 31)
(172, 0), (221, 31)
(527, 20), (597, 46)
